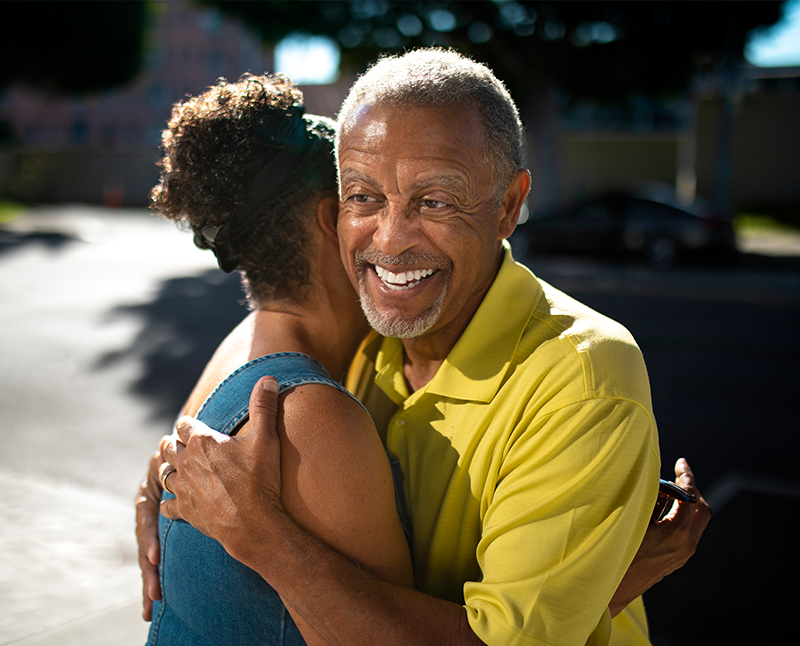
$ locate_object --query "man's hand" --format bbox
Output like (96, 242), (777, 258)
(135, 436), (171, 621)
(609, 458), (712, 617)
(159, 377), (284, 558)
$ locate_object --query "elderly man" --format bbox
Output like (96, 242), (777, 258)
(148, 49), (709, 645)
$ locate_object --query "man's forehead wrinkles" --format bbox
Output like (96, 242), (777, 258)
(408, 174), (470, 194)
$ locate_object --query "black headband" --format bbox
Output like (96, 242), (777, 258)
(194, 109), (309, 273)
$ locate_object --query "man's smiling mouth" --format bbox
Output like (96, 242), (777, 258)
(374, 265), (438, 291)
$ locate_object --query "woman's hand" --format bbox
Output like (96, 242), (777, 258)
(135, 436), (172, 620)
(609, 458), (712, 617)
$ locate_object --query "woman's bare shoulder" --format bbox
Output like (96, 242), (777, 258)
(268, 383), (413, 588)
(278, 383), (380, 453)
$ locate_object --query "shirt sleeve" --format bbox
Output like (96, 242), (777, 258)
(464, 396), (660, 646)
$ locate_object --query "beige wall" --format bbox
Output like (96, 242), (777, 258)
(697, 95), (800, 210)
(559, 134), (680, 204)
(550, 91), (799, 214)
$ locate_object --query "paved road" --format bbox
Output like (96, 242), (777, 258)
(1, 206), (797, 644)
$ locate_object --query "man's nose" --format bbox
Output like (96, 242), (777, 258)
(373, 202), (418, 257)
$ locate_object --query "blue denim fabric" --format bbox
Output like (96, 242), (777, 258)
(147, 353), (410, 646)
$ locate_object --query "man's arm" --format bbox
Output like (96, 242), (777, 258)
(141, 433), (481, 644)
(158, 378), (706, 645)
(141, 442), (708, 631)
(609, 458), (711, 617)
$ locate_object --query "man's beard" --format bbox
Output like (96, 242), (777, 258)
(355, 249), (450, 339)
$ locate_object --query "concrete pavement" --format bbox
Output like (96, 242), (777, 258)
(0, 206), (228, 645)
(0, 475), (146, 645)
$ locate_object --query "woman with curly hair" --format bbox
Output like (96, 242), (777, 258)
(139, 74), (413, 646)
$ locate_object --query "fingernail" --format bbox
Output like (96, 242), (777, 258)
(261, 377), (279, 393)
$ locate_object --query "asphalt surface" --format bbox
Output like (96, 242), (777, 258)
(1, 206), (798, 645)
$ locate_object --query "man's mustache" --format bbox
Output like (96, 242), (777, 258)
(354, 248), (450, 271)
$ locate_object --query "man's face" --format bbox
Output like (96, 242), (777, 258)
(337, 103), (514, 344)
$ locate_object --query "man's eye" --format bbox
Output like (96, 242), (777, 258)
(351, 194), (376, 203)
(421, 199), (448, 210)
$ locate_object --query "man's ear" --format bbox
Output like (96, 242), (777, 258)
(316, 196), (339, 244)
(496, 169), (531, 241)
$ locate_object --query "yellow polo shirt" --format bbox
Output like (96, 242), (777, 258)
(347, 246), (660, 646)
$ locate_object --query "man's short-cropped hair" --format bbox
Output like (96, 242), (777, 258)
(336, 48), (525, 205)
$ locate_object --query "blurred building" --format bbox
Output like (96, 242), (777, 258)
(1, 1), (797, 215)
(553, 64), (800, 216)
(696, 65), (800, 214)
(0, 0), (350, 207)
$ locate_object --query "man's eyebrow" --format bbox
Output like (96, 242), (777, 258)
(339, 167), (375, 186)
(410, 174), (469, 194)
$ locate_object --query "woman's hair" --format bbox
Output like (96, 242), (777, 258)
(152, 73), (337, 307)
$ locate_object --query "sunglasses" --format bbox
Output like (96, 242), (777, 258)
(652, 478), (698, 523)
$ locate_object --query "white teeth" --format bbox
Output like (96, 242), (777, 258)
(374, 265), (436, 291)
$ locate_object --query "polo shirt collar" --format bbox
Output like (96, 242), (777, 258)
(374, 243), (541, 406)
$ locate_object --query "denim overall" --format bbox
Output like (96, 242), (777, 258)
(147, 352), (410, 646)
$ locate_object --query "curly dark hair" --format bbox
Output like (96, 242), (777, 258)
(151, 73), (337, 307)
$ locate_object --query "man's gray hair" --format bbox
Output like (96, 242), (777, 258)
(336, 48), (525, 203)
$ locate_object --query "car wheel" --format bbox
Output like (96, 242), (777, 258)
(645, 236), (677, 269)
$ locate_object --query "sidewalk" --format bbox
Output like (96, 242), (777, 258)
(0, 206), (221, 646)
(0, 475), (148, 646)
(6, 601), (147, 646)
(737, 227), (800, 257)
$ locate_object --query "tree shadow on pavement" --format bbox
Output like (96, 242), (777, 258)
(0, 229), (83, 254)
(95, 268), (247, 425)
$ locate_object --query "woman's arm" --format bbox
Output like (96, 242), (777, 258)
(135, 436), (171, 620)
(273, 381), (415, 601)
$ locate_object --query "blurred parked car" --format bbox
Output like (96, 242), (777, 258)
(520, 189), (736, 268)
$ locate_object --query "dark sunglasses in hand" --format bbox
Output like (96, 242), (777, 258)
(652, 479), (698, 523)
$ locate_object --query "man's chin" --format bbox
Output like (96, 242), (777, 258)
(360, 296), (441, 339)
